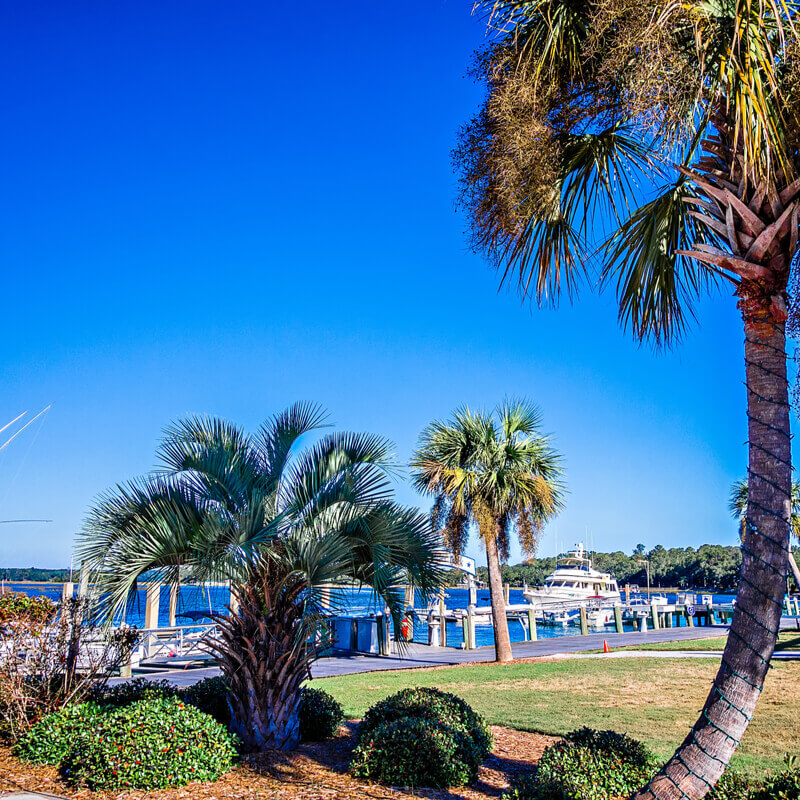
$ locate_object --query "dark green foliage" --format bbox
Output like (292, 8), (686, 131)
(350, 687), (491, 788)
(0, 568), (70, 582)
(706, 769), (751, 800)
(491, 545), (743, 591)
(89, 677), (180, 708)
(15, 702), (103, 764)
(183, 676), (231, 726)
(350, 716), (477, 788)
(502, 728), (659, 800)
(90, 676), (231, 725)
(752, 764), (800, 800)
(61, 696), (239, 789)
(356, 686), (492, 765)
(298, 687), (343, 741)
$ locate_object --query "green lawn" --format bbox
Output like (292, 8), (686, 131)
(313, 656), (800, 777)
(601, 630), (800, 652)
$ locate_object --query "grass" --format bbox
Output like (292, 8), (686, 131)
(313, 656), (800, 777)
(598, 630), (800, 653)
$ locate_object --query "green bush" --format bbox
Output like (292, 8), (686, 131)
(350, 716), (477, 788)
(752, 765), (800, 800)
(299, 687), (343, 741)
(707, 769), (751, 800)
(356, 686), (492, 766)
(61, 696), (239, 789)
(350, 687), (491, 788)
(183, 676), (231, 726)
(503, 728), (659, 800)
(15, 702), (103, 764)
(89, 677), (180, 708)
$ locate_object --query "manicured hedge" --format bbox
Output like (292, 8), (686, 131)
(351, 716), (479, 788)
(62, 696), (239, 789)
(350, 687), (491, 788)
(503, 728), (659, 800)
(15, 702), (102, 764)
(299, 687), (343, 741)
(356, 686), (492, 765)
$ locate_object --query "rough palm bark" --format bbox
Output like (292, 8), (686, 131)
(484, 528), (513, 663)
(210, 573), (316, 751)
(633, 123), (795, 800)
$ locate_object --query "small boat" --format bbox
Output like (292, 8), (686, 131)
(623, 594), (668, 620)
(569, 607), (616, 628)
(542, 609), (579, 626)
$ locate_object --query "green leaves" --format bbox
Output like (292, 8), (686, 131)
(602, 177), (716, 344)
(411, 400), (564, 558)
(460, 0), (800, 345)
(78, 406), (445, 651)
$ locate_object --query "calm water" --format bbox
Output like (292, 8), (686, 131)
(5, 582), (735, 649)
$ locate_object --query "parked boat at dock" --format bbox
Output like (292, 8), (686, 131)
(523, 544), (621, 606)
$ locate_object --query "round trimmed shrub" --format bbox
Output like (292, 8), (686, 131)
(15, 702), (103, 764)
(61, 695), (239, 789)
(183, 676), (231, 726)
(299, 687), (343, 741)
(356, 686), (492, 765)
(350, 716), (478, 788)
(503, 728), (659, 800)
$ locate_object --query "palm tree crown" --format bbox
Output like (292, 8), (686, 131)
(455, 0), (800, 341)
(78, 404), (445, 750)
(411, 400), (564, 662)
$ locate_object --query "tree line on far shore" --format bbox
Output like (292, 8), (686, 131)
(0, 568), (70, 582)
(464, 544), (745, 592)
(1, 543), (747, 592)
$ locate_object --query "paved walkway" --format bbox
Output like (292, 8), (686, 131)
(111, 625), (731, 688)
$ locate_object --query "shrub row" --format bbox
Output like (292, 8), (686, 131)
(350, 687), (492, 789)
(16, 677), (343, 790)
(16, 696), (239, 790)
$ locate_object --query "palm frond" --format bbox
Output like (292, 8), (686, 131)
(602, 177), (721, 344)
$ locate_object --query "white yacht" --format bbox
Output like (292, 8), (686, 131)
(523, 544), (621, 606)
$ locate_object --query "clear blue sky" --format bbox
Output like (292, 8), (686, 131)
(0, 1), (770, 568)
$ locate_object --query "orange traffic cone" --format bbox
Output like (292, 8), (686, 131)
(603, 640), (610, 654)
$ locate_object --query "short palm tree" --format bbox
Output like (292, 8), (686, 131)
(455, 1), (798, 794)
(77, 404), (445, 751)
(410, 400), (564, 662)
(730, 478), (800, 587)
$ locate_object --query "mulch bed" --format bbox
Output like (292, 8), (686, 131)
(0, 723), (556, 800)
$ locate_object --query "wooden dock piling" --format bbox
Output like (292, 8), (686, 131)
(579, 606), (588, 636)
(527, 607), (537, 641)
(613, 605), (623, 633)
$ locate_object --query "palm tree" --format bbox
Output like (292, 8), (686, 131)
(77, 404), (445, 751)
(730, 478), (800, 587)
(454, 2), (799, 795)
(410, 400), (564, 662)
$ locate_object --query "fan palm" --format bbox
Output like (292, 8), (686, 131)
(455, 0), (799, 794)
(77, 404), (445, 751)
(729, 477), (800, 587)
(410, 400), (564, 662)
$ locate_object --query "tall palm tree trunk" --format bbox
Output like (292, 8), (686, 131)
(484, 527), (513, 663)
(635, 319), (790, 800)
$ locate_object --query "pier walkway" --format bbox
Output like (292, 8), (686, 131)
(110, 625), (732, 688)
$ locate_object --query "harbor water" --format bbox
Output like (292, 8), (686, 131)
(5, 582), (736, 650)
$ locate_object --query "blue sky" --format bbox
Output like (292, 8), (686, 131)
(0, 1), (767, 567)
